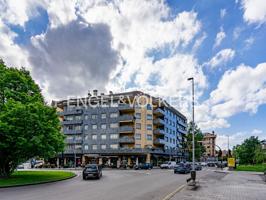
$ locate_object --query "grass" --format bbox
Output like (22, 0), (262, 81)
(0, 170), (76, 187)
(236, 164), (266, 172)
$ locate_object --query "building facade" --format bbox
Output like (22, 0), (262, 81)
(53, 90), (187, 168)
(202, 131), (217, 159)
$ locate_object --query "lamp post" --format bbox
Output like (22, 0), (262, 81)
(188, 77), (196, 183)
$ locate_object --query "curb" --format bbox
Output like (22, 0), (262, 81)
(0, 172), (77, 189)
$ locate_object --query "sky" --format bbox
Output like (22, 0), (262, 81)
(0, 0), (266, 150)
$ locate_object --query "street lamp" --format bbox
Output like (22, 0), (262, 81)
(187, 77), (196, 184)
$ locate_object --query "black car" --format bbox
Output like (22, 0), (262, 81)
(83, 164), (102, 180)
(134, 163), (153, 170)
(174, 164), (191, 174)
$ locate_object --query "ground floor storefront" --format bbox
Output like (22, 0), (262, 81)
(56, 153), (186, 168)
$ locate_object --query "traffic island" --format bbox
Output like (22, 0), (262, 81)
(0, 170), (76, 188)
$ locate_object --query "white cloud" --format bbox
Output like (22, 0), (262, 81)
(217, 129), (266, 150)
(241, 0), (266, 24)
(213, 27), (226, 48)
(205, 48), (235, 69)
(220, 9), (226, 19)
(244, 36), (255, 48)
(210, 62), (266, 118)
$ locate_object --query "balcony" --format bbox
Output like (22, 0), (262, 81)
(119, 137), (135, 144)
(153, 118), (165, 125)
(153, 128), (165, 135)
(64, 149), (83, 154)
(154, 138), (165, 145)
(178, 128), (187, 134)
(63, 129), (82, 135)
(65, 139), (83, 144)
(60, 109), (83, 116)
(119, 104), (134, 112)
(61, 120), (83, 125)
(178, 119), (187, 127)
(119, 126), (134, 133)
(119, 114), (134, 122)
(153, 108), (165, 116)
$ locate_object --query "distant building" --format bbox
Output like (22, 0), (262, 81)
(202, 131), (217, 158)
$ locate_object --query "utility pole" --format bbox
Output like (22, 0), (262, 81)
(227, 135), (230, 158)
(188, 77), (196, 184)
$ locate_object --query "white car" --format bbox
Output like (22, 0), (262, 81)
(160, 161), (177, 169)
(200, 162), (207, 167)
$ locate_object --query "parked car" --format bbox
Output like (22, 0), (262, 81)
(207, 162), (216, 167)
(160, 161), (176, 169)
(17, 162), (31, 169)
(195, 164), (202, 171)
(174, 164), (191, 174)
(134, 163), (153, 170)
(200, 162), (207, 167)
(34, 160), (44, 168)
(83, 164), (102, 180)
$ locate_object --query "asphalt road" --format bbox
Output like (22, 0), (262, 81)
(0, 168), (211, 200)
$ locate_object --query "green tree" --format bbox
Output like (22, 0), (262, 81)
(233, 136), (261, 164)
(186, 122), (205, 161)
(254, 145), (266, 164)
(0, 61), (65, 178)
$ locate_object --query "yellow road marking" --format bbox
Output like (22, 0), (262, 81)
(162, 184), (185, 200)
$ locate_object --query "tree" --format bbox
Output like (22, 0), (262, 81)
(186, 122), (205, 161)
(254, 145), (266, 164)
(233, 136), (261, 164)
(0, 62), (65, 178)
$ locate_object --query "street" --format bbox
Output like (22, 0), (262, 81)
(0, 169), (210, 200)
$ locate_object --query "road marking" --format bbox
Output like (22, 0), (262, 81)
(161, 184), (185, 200)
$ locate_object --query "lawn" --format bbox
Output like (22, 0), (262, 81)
(0, 170), (76, 187)
(236, 164), (266, 172)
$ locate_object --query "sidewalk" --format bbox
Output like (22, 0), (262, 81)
(172, 170), (266, 200)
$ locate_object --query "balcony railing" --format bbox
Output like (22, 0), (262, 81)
(61, 120), (83, 125)
(118, 104), (134, 111)
(63, 129), (82, 135)
(119, 137), (135, 143)
(119, 126), (134, 133)
(64, 149), (83, 154)
(65, 139), (83, 144)
(153, 108), (165, 116)
(178, 119), (187, 127)
(60, 109), (83, 116)
(119, 114), (134, 122)
(154, 138), (165, 145)
(178, 128), (187, 134)
(153, 118), (165, 125)
(154, 128), (165, 135)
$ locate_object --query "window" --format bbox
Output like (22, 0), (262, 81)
(147, 134), (152, 141)
(147, 104), (152, 110)
(67, 136), (73, 140)
(170, 138), (172, 143)
(135, 134), (141, 140)
(147, 114), (152, 120)
(85, 115), (89, 120)
(147, 124), (152, 130)
(165, 136), (168, 142)
(84, 145), (89, 150)
(92, 134), (97, 140)
(92, 145), (97, 150)
(92, 124), (97, 129)
(101, 124), (107, 129)
(135, 113), (141, 119)
(91, 114), (97, 119)
(110, 144), (118, 149)
(110, 123), (118, 128)
(84, 135), (89, 140)
(135, 144), (141, 148)
(75, 125), (81, 130)
(84, 125), (88, 130)
(76, 115), (82, 120)
(110, 134), (119, 139)
(101, 144), (106, 149)
(101, 134), (107, 140)
(110, 113), (118, 118)
(136, 123), (141, 129)
(101, 113), (106, 119)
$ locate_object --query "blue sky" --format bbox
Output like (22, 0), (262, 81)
(0, 0), (266, 149)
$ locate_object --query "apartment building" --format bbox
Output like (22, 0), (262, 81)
(202, 131), (217, 159)
(52, 90), (187, 168)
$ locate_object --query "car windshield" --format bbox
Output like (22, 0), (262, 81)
(86, 165), (97, 171)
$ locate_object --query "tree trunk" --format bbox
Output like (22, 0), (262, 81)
(0, 162), (12, 178)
